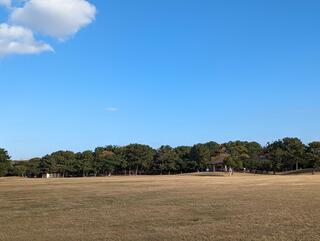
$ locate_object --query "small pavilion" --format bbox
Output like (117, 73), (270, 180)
(209, 153), (230, 172)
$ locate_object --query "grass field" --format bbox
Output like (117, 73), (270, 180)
(1, 174), (320, 241)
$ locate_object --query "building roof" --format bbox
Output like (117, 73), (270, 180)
(209, 153), (230, 165)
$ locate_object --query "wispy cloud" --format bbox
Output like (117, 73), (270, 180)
(106, 107), (118, 112)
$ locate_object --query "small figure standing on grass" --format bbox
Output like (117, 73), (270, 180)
(229, 167), (233, 176)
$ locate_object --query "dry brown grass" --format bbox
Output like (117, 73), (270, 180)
(0, 174), (320, 241)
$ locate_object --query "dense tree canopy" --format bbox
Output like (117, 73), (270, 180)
(190, 144), (211, 172)
(306, 142), (320, 174)
(154, 146), (179, 174)
(2, 137), (320, 177)
(0, 148), (11, 177)
(122, 144), (154, 175)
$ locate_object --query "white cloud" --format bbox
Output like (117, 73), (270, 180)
(0, 23), (53, 56)
(0, 0), (10, 7)
(10, 0), (96, 39)
(106, 107), (118, 112)
(0, 0), (96, 56)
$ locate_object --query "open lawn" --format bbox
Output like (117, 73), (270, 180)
(0, 174), (320, 241)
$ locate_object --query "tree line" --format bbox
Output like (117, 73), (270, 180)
(1, 137), (320, 177)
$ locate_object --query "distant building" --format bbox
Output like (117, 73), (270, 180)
(209, 152), (230, 172)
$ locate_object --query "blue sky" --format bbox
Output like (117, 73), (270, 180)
(1, 0), (320, 159)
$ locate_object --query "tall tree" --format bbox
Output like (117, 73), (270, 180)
(174, 146), (192, 173)
(113, 147), (128, 175)
(154, 146), (179, 174)
(39, 151), (76, 177)
(244, 142), (263, 170)
(222, 141), (251, 169)
(190, 144), (210, 172)
(306, 142), (320, 174)
(265, 141), (285, 174)
(123, 144), (154, 175)
(79, 151), (94, 177)
(39, 154), (55, 175)
(0, 148), (11, 177)
(282, 138), (305, 171)
(204, 141), (220, 156)
(93, 147), (108, 176)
